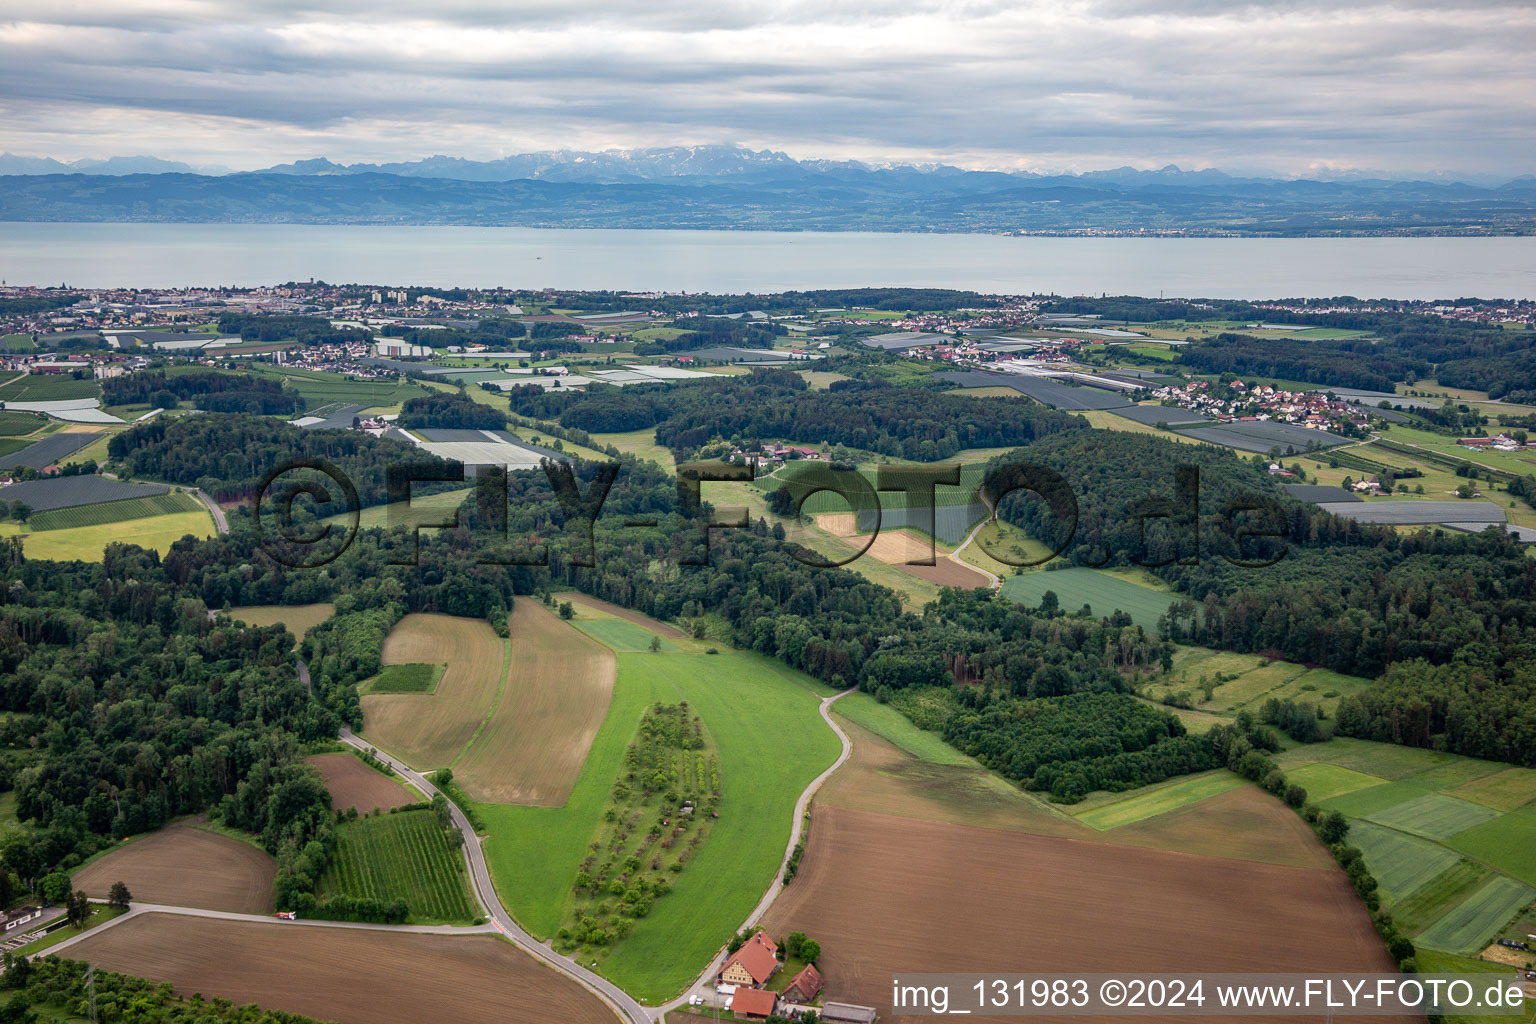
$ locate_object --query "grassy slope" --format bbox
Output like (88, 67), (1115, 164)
(476, 648), (840, 1003)
(0, 508), (215, 561)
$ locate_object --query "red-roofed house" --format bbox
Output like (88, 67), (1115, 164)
(731, 987), (779, 1020)
(719, 931), (780, 988)
(782, 963), (824, 1003)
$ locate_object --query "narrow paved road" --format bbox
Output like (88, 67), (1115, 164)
(654, 687), (856, 1015)
(25, 686), (857, 1024)
(339, 728), (652, 1024)
(194, 488), (229, 534)
(950, 512), (1003, 590)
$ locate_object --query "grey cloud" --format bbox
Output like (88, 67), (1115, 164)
(0, 0), (1530, 174)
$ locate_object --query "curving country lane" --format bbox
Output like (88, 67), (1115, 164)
(653, 686), (855, 1015)
(335, 727), (655, 1024)
(21, 682), (858, 1024)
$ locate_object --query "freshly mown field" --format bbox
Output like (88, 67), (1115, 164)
(571, 615), (678, 652)
(361, 613), (505, 770)
(1, 508), (214, 561)
(761, 805), (1401, 1024)
(72, 823), (276, 914)
(306, 752), (419, 814)
(319, 809), (476, 923)
(1000, 567), (1178, 629)
(453, 601), (616, 806)
(67, 914), (617, 1024)
(477, 642), (840, 1003)
(27, 490), (201, 531)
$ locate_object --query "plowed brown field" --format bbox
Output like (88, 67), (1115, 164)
(453, 601), (616, 805)
(361, 613), (504, 770)
(762, 805), (1400, 1024)
(306, 752), (420, 814)
(73, 824), (276, 915)
(67, 913), (618, 1024)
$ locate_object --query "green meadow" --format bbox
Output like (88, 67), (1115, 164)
(476, 643), (840, 1003)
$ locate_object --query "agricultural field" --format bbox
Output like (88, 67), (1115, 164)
(227, 603), (336, 647)
(245, 365), (432, 410)
(1447, 805), (1536, 887)
(72, 823), (277, 914)
(761, 804), (1397, 1022)
(0, 409), (46, 435)
(572, 615), (677, 651)
(318, 808), (476, 922)
(476, 638), (841, 1003)
(1261, 740), (1536, 953)
(0, 428), (97, 471)
(306, 752), (419, 814)
(66, 914), (617, 1024)
(26, 490), (201, 530)
(1176, 419), (1350, 454)
(553, 702), (720, 968)
(360, 613), (506, 770)
(0, 373), (102, 401)
(1070, 771), (1247, 830)
(587, 427), (676, 471)
(1451, 768), (1536, 812)
(1146, 647), (1373, 718)
(1, 506), (215, 560)
(452, 601), (616, 806)
(366, 662), (445, 693)
(1000, 566), (1178, 629)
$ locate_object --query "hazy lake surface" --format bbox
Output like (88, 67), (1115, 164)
(2, 223), (1534, 298)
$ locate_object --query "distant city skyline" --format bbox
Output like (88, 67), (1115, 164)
(1, 0), (1532, 178)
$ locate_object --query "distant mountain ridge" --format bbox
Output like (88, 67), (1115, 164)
(4, 145), (1528, 190)
(1, 146), (1533, 234)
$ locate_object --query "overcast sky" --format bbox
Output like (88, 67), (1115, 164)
(1, 0), (1532, 176)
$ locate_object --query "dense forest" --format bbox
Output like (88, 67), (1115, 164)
(215, 313), (368, 348)
(107, 414), (460, 505)
(1177, 333), (1424, 392)
(507, 368), (1083, 460)
(102, 369), (303, 416)
(397, 391), (508, 430)
(984, 430), (1536, 763)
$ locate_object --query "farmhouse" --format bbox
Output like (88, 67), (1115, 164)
(821, 1002), (878, 1024)
(718, 931), (780, 988)
(730, 987), (779, 1020)
(781, 963), (824, 1003)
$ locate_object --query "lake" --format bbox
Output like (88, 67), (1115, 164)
(2, 223), (1534, 298)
